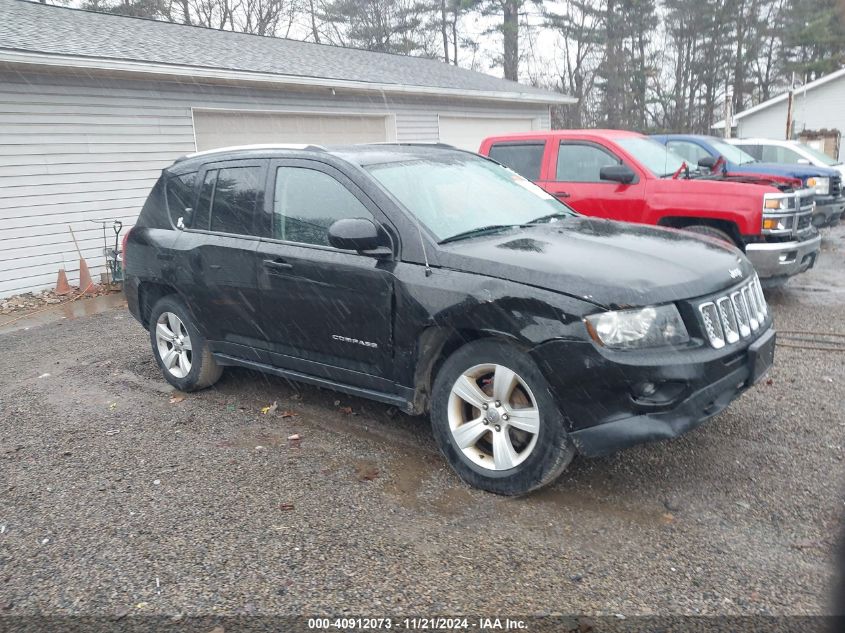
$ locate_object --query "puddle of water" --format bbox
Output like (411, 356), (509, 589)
(0, 292), (127, 334)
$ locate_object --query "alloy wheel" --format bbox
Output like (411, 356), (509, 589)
(155, 311), (193, 379)
(447, 363), (540, 471)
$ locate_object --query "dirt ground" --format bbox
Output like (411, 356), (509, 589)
(1, 226), (844, 620)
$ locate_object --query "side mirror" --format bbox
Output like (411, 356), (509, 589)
(328, 218), (388, 255)
(599, 164), (636, 184)
(698, 156), (718, 169)
(797, 158), (810, 165)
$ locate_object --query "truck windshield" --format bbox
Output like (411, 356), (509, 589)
(613, 137), (687, 177)
(367, 155), (576, 242)
(708, 138), (757, 165)
(796, 142), (841, 166)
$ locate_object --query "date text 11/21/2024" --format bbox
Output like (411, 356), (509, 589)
(307, 617), (528, 630)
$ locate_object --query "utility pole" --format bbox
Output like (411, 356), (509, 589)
(785, 72), (795, 140)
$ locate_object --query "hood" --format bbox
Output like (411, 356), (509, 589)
(436, 217), (755, 309)
(729, 161), (840, 180)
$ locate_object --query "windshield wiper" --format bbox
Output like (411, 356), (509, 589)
(439, 224), (517, 244)
(522, 212), (570, 225)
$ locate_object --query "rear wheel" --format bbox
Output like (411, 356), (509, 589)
(430, 339), (575, 495)
(684, 224), (736, 246)
(149, 295), (222, 391)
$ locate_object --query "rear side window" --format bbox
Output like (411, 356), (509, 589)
(488, 143), (545, 180)
(273, 167), (374, 246)
(210, 166), (264, 235)
(556, 143), (619, 182)
(192, 169), (216, 230)
(165, 172), (197, 226)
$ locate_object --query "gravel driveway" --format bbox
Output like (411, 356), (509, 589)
(1, 228), (844, 622)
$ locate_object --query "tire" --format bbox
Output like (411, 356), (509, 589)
(430, 339), (575, 495)
(684, 224), (736, 246)
(148, 295), (223, 392)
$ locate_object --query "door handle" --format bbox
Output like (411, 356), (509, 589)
(553, 191), (571, 199)
(263, 258), (293, 271)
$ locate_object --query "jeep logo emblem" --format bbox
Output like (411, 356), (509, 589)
(729, 268), (742, 279)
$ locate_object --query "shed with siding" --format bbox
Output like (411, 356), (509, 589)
(0, 0), (571, 298)
(714, 67), (845, 159)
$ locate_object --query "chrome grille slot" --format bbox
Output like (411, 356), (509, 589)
(832, 175), (842, 198)
(698, 302), (725, 349)
(742, 286), (759, 331)
(716, 297), (739, 344)
(698, 276), (768, 348)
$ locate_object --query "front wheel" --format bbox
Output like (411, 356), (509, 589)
(430, 339), (575, 495)
(149, 295), (223, 391)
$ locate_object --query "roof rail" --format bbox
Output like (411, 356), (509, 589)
(175, 143), (327, 162)
(366, 141), (458, 149)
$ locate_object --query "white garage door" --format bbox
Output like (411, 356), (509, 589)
(193, 110), (393, 151)
(438, 116), (537, 152)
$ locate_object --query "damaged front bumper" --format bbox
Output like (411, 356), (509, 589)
(531, 327), (775, 458)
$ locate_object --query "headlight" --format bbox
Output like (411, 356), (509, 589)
(584, 304), (690, 349)
(805, 176), (829, 195)
(763, 195), (789, 210)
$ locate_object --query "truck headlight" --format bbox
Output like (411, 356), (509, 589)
(806, 177), (829, 195)
(763, 195), (789, 210)
(585, 304), (690, 349)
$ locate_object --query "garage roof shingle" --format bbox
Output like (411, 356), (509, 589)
(0, 0), (571, 104)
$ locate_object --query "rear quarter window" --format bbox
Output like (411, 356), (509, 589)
(488, 143), (545, 181)
(165, 172), (197, 227)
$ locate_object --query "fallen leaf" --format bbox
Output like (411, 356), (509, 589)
(661, 512), (675, 524)
(279, 503), (294, 511)
(261, 401), (278, 415)
(169, 394), (185, 404)
(339, 406), (353, 415)
(280, 411), (297, 418)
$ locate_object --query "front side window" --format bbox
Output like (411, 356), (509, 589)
(367, 153), (575, 242)
(488, 143), (545, 181)
(614, 137), (686, 177)
(208, 166), (264, 235)
(795, 142), (840, 166)
(707, 138), (756, 165)
(273, 167), (374, 247)
(556, 143), (620, 182)
(666, 140), (711, 166)
(760, 145), (804, 165)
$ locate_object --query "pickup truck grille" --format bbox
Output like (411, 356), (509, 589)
(698, 276), (768, 349)
(831, 175), (842, 198)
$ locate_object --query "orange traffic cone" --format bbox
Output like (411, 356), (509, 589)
(55, 267), (72, 295)
(78, 258), (97, 295)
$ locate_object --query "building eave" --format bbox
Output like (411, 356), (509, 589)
(731, 67), (845, 122)
(0, 48), (576, 106)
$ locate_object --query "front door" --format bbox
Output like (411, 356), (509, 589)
(254, 160), (395, 388)
(541, 141), (645, 222)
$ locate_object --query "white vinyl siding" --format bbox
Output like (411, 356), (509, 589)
(0, 70), (550, 297)
(736, 76), (845, 160)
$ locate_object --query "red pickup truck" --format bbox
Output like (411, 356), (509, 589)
(478, 130), (821, 286)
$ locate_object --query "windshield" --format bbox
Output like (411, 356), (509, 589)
(708, 138), (756, 165)
(613, 137), (687, 177)
(367, 155), (576, 242)
(796, 142), (841, 166)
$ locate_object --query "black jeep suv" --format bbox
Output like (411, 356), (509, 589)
(125, 144), (775, 495)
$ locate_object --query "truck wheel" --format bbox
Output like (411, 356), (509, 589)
(149, 295), (223, 392)
(430, 339), (575, 495)
(684, 225), (736, 246)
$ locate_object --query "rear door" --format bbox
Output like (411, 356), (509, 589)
(253, 159), (395, 387)
(177, 159), (268, 359)
(486, 141), (546, 182)
(541, 140), (646, 222)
